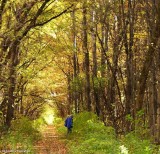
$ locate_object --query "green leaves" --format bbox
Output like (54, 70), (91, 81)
(67, 112), (120, 154)
(0, 117), (41, 151)
(125, 114), (133, 122)
(65, 112), (159, 154)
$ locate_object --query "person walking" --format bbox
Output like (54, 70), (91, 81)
(64, 115), (73, 134)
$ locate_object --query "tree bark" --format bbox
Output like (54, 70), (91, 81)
(91, 2), (100, 116)
(71, 7), (79, 113)
(136, 0), (160, 112)
(82, 1), (91, 111)
(6, 41), (20, 127)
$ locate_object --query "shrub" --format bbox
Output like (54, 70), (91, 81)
(0, 117), (41, 153)
(66, 112), (158, 154)
(68, 112), (120, 154)
(54, 117), (67, 136)
(121, 132), (155, 154)
(33, 116), (47, 131)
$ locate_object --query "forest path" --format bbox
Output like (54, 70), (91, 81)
(34, 125), (67, 154)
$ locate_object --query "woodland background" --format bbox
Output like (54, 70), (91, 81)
(0, 0), (160, 146)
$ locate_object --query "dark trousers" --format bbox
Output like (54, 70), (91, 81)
(67, 127), (72, 134)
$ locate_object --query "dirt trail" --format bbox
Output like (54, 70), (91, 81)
(34, 125), (67, 154)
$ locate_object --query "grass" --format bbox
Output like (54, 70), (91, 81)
(56, 112), (160, 154)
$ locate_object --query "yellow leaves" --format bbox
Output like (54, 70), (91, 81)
(134, 32), (147, 39)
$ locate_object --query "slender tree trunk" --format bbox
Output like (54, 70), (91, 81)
(157, 89), (160, 143)
(91, 2), (100, 116)
(99, 2), (109, 122)
(82, 1), (91, 111)
(71, 7), (79, 113)
(67, 73), (72, 115)
(149, 61), (157, 140)
(123, 0), (135, 131)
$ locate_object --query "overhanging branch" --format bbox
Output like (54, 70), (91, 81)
(35, 4), (74, 27)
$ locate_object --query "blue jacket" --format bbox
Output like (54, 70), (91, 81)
(65, 116), (73, 128)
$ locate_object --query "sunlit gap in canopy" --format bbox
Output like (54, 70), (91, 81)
(43, 104), (55, 125)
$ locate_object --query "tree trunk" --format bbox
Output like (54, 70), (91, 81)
(149, 61), (157, 140)
(91, 2), (100, 116)
(83, 1), (91, 111)
(6, 42), (19, 127)
(71, 7), (79, 113)
(123, 0), (135, 131)
(136, 0), (160, 112)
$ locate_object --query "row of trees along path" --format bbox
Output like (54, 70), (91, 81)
(34, 125), (67, 154)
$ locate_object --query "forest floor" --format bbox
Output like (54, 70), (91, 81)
(34, 125), (67, 154)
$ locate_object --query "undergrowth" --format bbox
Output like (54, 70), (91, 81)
(0, 116), (46, 154)
(57, 112), (160, 154)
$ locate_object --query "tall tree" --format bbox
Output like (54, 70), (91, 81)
(71, 6), (79, 113)
(82, 1), (91, 111)
(91, 1), (100, 116)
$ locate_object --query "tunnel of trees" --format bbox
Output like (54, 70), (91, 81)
(0, 0), (160, 144)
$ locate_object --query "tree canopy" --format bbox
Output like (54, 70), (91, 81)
(0, 0), (160, 144)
